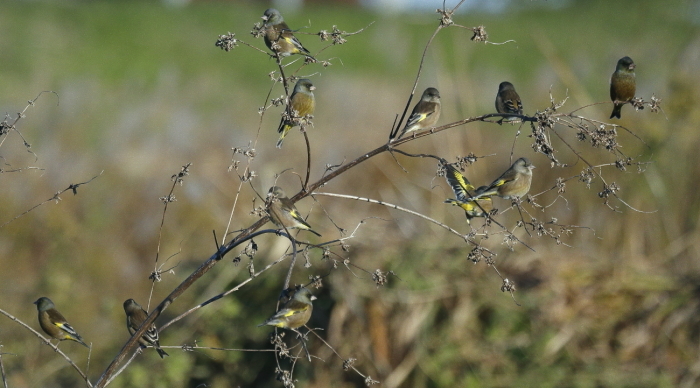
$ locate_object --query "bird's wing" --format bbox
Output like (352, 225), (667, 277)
(56, 322), (80, 338)
(444, 165), (474, 202)
(273, 300), (310, 319)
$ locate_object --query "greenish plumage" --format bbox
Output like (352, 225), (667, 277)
(267, 186), (321, 236)
(277, 79), (316, 148)
(258, 286), (316, 329)
(470, 157), (535, 200)
(397, 87), (441, 139)
(262, 8), (313, 59)
(609, 56), (636, 119)
(442, 163), (493, 223)
(495, 81), (523, 122)
(34, 297), (89, 348)
(123, 299), (168, 358)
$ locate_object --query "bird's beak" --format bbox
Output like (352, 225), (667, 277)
(311, 295), (318, 301)
(629, 63), (636, 70)
(309, 86), (316, 91)
(261, 15), (268, 21)
(530, 165), (536, 169)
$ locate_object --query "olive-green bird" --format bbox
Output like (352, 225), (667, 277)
(258, 286), (316, 329)
(123, 299), (169, 358)
(262, 8), (313, 59)
(470, 157), (535, 200)
(609, 56), (636, 119)
(34, 297), (89, 348)
(442, 164), (493, 223)
(267, 186), (321, 237)
(397, 87), (441, 139)
(495, 81), (523, 122)
(277, 79), (316, 148)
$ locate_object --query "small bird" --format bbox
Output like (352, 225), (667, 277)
(262, 8), (313, 59)
(123, 299), (169, 358)
(397, 87), (441, 139)
(495, 81), (523, 122)
(277, 79), (316, 148)
(34, 297), (89, 348)
(267, 186), (321, 237)
(609, 56), (636, 119)
(470, 157), (535, 200)
(442, 164), (493, 223)
(258, 286), (316, 330)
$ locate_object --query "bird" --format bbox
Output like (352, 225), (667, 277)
(261, 8), (313, 59)
(495, 81), (523, 122)
(609, 56), (636, 119)
(396, 87), (441, 139)
(470, 157), (535, 200)
(123, 299), (169, 358)
(34, 297), (89, 348)
(442, 163), (493, 223)
(267, 186), (321, 237)
(277, 79), (316, 148)
(258, 286), (316, 330)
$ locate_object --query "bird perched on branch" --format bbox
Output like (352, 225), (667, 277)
(277, 79), (316, 148)
(470, 157), (535, 200)
(609, 56), (636, 119)
(442, 163), (493, 224)
(34, 297), (89, 348)
(123, 299), (169, 358)
(258, 286), (316, 330)
(261, 8), (314, 59)
(495, 81), (523, 122)
(397, 87), (441, 139)
(267, 186), (322, 237)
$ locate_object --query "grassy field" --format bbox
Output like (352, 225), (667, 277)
(1, 0), (699, 387)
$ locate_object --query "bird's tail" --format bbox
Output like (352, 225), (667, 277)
(277, 124), (291, 148)
(156, 346), (169, 358)
(610, 104), (622, 119)
(76, 338), (90, 348)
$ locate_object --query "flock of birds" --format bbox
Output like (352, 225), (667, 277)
(29, 8), (639, 359)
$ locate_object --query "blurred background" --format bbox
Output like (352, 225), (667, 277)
(1, 0), (699, 386)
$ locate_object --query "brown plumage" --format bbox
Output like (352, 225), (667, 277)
(495, 81), (524, 122)
(34, 297), (89, 348)
(258, 286), (316, 329)
(262, 8), (313, 59)
(276, 79), (316, 148)
(471, 157), (535, 200)
(123, 299), (168, 358)
(397, 87), (441, 139)
(609, 56), (636, 119)
(267, 186), (321, 236)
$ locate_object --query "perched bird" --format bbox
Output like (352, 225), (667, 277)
(258, 286), (316, 330)
(262, 8), (313, 59)
(277, 79), (316, 148)
(34, 297), (89, 348)
(123, 299), (169, 358)
(397, 87), (441, 139)
(471, 157), (535, 200)
(495, 81), (523, 122)
(267, 186), (321, 237)
(609, 56), (636, 119)
(442, 163), (493, 223)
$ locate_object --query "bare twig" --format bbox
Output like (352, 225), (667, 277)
(0, 171), (103, 229)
